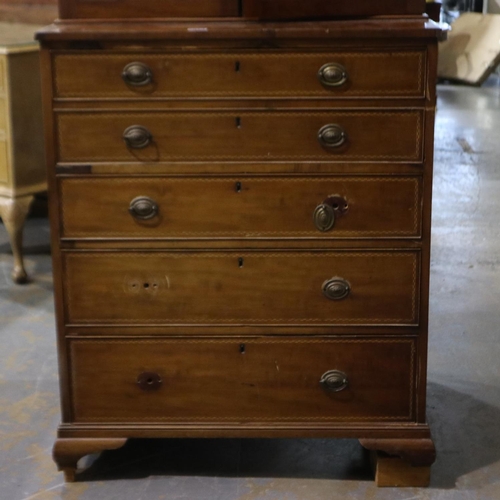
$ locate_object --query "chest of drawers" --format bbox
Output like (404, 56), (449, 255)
(38, 3), (444, 487)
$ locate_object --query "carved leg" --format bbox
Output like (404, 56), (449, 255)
(0, 195), (34, 284)
(359, 438), (436, 487)
(53, 438), (128, 482)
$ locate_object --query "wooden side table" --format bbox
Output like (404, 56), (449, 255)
(0, 23), (46, 283)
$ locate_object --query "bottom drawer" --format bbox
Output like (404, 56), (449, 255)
(69, 338), (416, 424)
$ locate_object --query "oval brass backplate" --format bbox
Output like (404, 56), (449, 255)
(122, 62), (153, 87)
(137, 372), (162, 391)
(322, 277), (351, 301)
(318, 63), (348, 87)
(320, 370), (349, 392)
(313, 195), (349, 232)
(314, 203), (335, 232)
(123, 125), (153, 149)
(318, 124), (347, 149)
(129, 196), (159, 220)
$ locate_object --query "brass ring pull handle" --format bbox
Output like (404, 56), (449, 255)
(318, 124), (347, 149)
(129, 196), (159, 220)
(137, 372), (162, 391)
(322, 277), (351, 301)
(313, 195), (349, 232)
(314, 203), (335, 232)
(318, 63), (348, 87)
(320, 370), (349, 392)
(122, 62), (153, 87)
(123, 125), (153, 149)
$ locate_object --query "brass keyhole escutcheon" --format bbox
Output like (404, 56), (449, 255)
(320, 370), (349, 392)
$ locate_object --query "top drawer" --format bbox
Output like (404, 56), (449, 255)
(53, 51), (426, 100)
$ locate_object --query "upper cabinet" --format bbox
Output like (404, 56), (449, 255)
(58, 0), (426, 20)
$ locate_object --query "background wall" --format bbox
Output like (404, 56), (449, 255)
(0, 0), (57, 24)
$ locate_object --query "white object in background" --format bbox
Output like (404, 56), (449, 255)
(438, 13), (500, 84)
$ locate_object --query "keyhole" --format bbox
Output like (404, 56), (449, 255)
(238, 257), (244, 268)
(235, 61), (241, 72)
(235, 181), (242, 193)
(236, 117), (242, 128)
(240, 344), (246, 354)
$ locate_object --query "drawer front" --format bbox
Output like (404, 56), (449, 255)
(63, 251), (419, 326)
(59, 176), (422, 239)
(57, 110), (423, 163)
(69, 338), (416, 423)
(54, 51), (425, 99)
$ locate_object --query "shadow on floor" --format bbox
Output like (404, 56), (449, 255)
(77, 438), (372, 483)
(426, 381), (500, 489)
(72, 382), (500, 489)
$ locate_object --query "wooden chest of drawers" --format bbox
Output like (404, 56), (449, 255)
(38, 3), (444, 487)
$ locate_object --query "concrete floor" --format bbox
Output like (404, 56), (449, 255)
(1, 80), (500, 499)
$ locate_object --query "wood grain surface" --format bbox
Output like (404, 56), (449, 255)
(69, 337), (416, 423)
(56, 109), (424, 163)
(58, 175), (422, 240)
(53, 50), (425, 99)
(62, 250), (420, 326)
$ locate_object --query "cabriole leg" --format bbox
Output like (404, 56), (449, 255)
(0, 195), (34, 284)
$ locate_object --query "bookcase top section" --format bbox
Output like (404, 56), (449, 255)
(57, 0), (426, 21)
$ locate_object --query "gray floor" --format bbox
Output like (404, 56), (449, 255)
(1, 80), (500, 499)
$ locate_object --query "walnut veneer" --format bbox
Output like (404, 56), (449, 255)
(37, 0), (444, 487)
